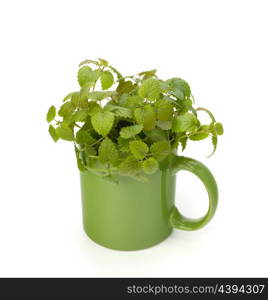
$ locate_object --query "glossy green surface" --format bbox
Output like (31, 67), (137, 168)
(80, 156), (218, 251)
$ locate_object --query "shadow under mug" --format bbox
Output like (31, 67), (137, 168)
(80, 156), (218, 251)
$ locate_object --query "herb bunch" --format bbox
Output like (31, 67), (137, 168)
(47, 58), (223, 183)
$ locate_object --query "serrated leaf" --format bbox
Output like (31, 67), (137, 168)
(91, 111), (114, 136)
(98, 138), (119, 164)
(129, 140), (149, 159)
(172, 113), (197, 133)
(63, 92), (78, 102)
(196, 107), (216, 122)
(144, 128), (167, 141)
(108, 65), (123, 80)
(48, 125), (59, 142)
(88, 91), (117, 101)
(104, 104), (132, 118)
(85, 144), (97, 156)
(117, 137), (130, 152)
(166, 78), (191, 99)
(155, 99), (173, 121)
(101, 71), (114, 90)
(98, 58), (109, 66)
(118, 155), (141, 176)
(71, 109), (89, 122)
(46, 105), (56, 123)
(157, 120), (172, 130)
(116, 80), (136, 94)
(77, 66), (92, 87)
(208, 135), (218, 157)
(150, 140), (170, 161)
(180, 136), (188, 151)
(79, 59), (99, 67)
(124, 96), (144, 108)
(56, 127), (74, 141)
(71, 92), (89, 108)
(138, 78), (161, 101)
(75, 130), (95, 144)
(58, 101), (76, 118)
(134, 104), (156, 131)
(189, 125), (210, 141)
(142, 157), (158, 174)
(78, 67), (101, 87)
(88, 102), (102, 116)
(215, 122), (224, 135)
(138, 69), (157, 80)
(171, 88), (184, 100)
(120, 124), (143, 139)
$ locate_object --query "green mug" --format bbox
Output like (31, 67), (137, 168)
(80, 156), (218, 251)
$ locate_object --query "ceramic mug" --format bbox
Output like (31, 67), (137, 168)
(80, 156), (218, 251)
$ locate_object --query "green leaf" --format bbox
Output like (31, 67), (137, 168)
(117, 137), (130, 152)
(155, 99), (173, 121)
(166, 78), (191, 99)
(46, 105), (56, 123)
(144, 128), (167, 141)
(79, 59), (99, 67)
(98, 58), (109, 66)
(101, 71), (114, 90)
(156, 120), (172, 130)
(129, 140), (149, 159)
(70, 91), (89, 108)
(215, 122), (224, 135)
(138, 69), (157, 80)
(150, 140), (170, 161)
(104, 104), (132, 118)
(91, 111), (114, 136)
(138, 78), (161, 101)
(189, 125), (210, 141)
(180, 136), (188, 151)
(98, 138), (119, 164)
(208, 135), (218, 157)
(71, 109), (89, 122)
(124, 96), (144, 108)
(63, 92), (78, 102)
(88, 91), (117, 101)
(56, 127), (74, 141)
(120, 124), (143, 139)
(88, 102), (102, 116)
(196, 107), (216, 123)
(134, 104), (156, 131)
(118, 155), (141, 176)
(77, 67), (101, 87)
(48, 125), (59, 142)
(58, 102), (76, 120)
(84, 144), (97, 156)
(142, 157), (158, 174)
(77, 66), (92, 87)
(108, 65), (123, 80)
(75, 130), (95, 144)
(116, 80), (136, 94)
(172, 113), (197, 133)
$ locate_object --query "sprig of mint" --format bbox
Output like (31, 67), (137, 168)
(47, 58), (223, 183)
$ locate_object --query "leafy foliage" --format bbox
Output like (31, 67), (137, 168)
(46, 105), (56, 123)
(129, 141), (149, 159)
(119, 125), (143, 139)
(47, 58), (223, 182)
(91, 111), (114, 136)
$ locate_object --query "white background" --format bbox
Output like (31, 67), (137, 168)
(0, 0), (267, 277)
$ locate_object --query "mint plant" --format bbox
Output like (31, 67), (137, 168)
(47, 58), (223, 183)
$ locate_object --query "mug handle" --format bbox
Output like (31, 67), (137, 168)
(169, 156), (218, 230)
